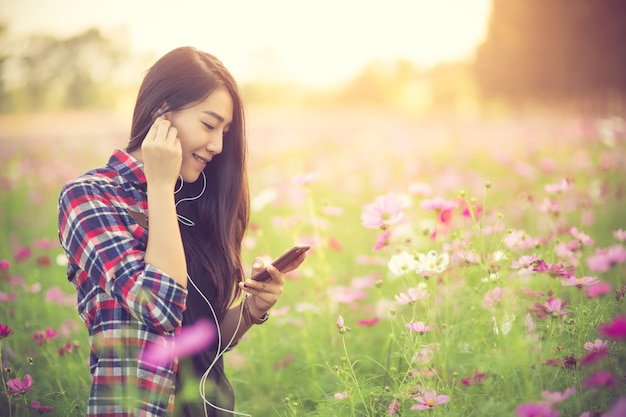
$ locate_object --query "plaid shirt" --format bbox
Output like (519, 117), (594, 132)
(58, 149), (188, 416)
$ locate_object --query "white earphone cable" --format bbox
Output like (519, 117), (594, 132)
(176, 172), (251, 417)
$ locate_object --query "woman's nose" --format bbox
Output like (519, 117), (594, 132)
(206, 132), (223, 155)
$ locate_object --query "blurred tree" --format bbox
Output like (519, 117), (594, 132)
(0, 23), (9, 112)
(475, 0), (626, 104)
(4, 27), (127, 111)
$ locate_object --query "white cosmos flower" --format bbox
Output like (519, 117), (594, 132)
(415, 250), (449, 277)
(388, 251), (419, 277)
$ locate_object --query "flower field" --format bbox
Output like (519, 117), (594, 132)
(1, 107), (625, 416)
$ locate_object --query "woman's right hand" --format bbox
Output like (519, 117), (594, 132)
(141, 117), (182, 190)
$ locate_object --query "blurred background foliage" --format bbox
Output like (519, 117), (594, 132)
(0, 0), (625, 116)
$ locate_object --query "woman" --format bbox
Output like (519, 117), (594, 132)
(58, 46), (306, 417)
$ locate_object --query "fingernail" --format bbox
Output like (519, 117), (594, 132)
(253, 262), (260, 269)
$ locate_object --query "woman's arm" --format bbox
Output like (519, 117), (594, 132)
(142, 118), (187, 288)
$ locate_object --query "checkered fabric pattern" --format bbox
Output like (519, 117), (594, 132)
(58, 149), (188, 416)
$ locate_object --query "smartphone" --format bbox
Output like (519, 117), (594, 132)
(250, 244), (310, 282)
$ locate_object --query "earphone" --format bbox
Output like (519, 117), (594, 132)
(175, 173), (252, 417)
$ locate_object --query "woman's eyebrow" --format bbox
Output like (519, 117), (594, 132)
(203, 110), (224, 122)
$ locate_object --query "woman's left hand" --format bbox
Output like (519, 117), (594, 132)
(239, 253), (307, 316)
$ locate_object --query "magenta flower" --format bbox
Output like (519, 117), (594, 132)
(32, 327), (60, 345)
(598, 315), (626, 340)
(461, 370), (488, 386)
(533, 260), (574, 278)
(582, 371), (617, 388)
(5, 374), (34, 396)
(541, 387), (575, 404)
(361, 193), (404, 229)
(13, 245), (32, 262)
(142, 318), (216, 366)
(516, 401), (559, 417)
(386, 399), (399, 415)
(411, 390), (449, 410)
(581, 339), (608, 365)
(0, 323), (14, 338)
(562, 276), (600, 288)
(604, 397), (626, 417)
(357, 317), (380, 327)
(0, 259), (10, 271)
(586, 282), (612, 298)
(27, 400), (56, 412)
(373, 229), (391, 251)
(406, 321), (431, 335)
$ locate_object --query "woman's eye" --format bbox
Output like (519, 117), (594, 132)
(202, 122), (214, 131)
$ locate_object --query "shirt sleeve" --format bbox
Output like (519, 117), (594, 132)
(58, 178), (187, 333)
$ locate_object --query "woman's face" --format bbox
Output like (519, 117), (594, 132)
(168, 86), (233, 183)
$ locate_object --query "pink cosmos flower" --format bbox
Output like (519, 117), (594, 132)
(532, 261), (574, 278)
(27, 400), (56, 412)
(412, 343), (439, 363)
(408, 182), (431, 196)
(0, 259), (9, 271)
(361, 193), (404, 229)
(373, 229), (391, 251)
(461, 370), (488, 386)
(483, 287), (503, 310)
(32, 327), (60, 345)
(604, 397), (626, 417)
(420, 197), (458, 211)
(584, 339), (608, 352)
(357, 317), (380, 327)
(528, 297), (568, 319)
(386, 398), (399, 415)
(581, 349), (608, 366)
(395, 285), (428, 305)
(336, 315), (351, 334)
(5, 374), (33, 396)
(586, 282), (612, 298)
(582, 371), (617, 388)
(562, 276), (599, 289)
(291, 172), (319, 185)
(411, 390), (449, 410)
(586, 244), (626, 272)
(516, 402), (559, 417)
(406, 321), (431, 335)
(570, 227), (594, 246)
(614, 229), (626, 242)
(510, 254), (540, 270)
(13, 246), (32, 262)
(541, 387), (575, 404)
(598, 315), (626, 340)
(142, 318), (216, 366)
(0, 323), (13, 338)
(545, 178), (573, 194)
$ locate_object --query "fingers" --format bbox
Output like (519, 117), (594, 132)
(141, 117), (182, 187)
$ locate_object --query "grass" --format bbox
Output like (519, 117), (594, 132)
(1, 107), (625, 416)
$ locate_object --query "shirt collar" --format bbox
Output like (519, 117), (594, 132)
(107, 148), (147, 188)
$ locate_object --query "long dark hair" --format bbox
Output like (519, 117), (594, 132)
(127, 47), (249, 317)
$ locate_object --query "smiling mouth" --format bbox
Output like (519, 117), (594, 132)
(193, 154), (210, 164)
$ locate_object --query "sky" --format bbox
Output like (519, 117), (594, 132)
(1, 0), (492, 87)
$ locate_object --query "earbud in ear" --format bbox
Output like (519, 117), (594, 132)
(155, 108), (165, 117)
